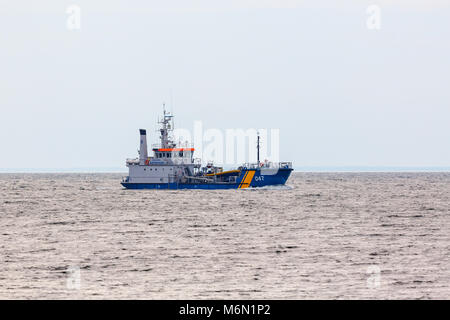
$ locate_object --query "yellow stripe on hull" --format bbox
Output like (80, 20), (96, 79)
(239, 170), (255, 189)
(238, 171), (249, 189)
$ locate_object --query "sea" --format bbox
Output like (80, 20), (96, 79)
(0, 172), (449, 299)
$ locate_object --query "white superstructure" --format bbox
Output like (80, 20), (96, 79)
(123, 109), (202, 184)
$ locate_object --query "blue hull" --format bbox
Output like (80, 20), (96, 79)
(122, 168), (293, 190)
(121, 183), (239, 190)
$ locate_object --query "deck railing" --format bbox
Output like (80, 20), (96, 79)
(241, 161), (292, 169)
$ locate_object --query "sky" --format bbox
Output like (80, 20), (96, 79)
(1, 1), (449, 170)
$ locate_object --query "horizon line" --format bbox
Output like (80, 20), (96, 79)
(1, 166), (450, 173)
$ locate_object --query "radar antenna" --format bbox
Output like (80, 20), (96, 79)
(158, 103), (175, 149)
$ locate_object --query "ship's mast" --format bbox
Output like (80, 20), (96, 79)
(159, 103), (174, 148)
(257, 131), (260, 166)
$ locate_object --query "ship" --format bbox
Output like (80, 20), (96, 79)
(121, 108), (293, 189)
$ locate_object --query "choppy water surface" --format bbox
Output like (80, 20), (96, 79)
(0, 173), (449, 299)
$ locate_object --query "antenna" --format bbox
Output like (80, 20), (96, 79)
(170, 89), (174, 130)
(257, 131), (260, 166)
(170, 89), (174, 114)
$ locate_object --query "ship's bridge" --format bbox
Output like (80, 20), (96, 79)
(152, 147), (195, 161)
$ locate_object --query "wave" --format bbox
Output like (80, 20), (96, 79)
(245, 184), (293, 191)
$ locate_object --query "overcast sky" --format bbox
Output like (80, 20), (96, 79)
(1, 1), (449, 170)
